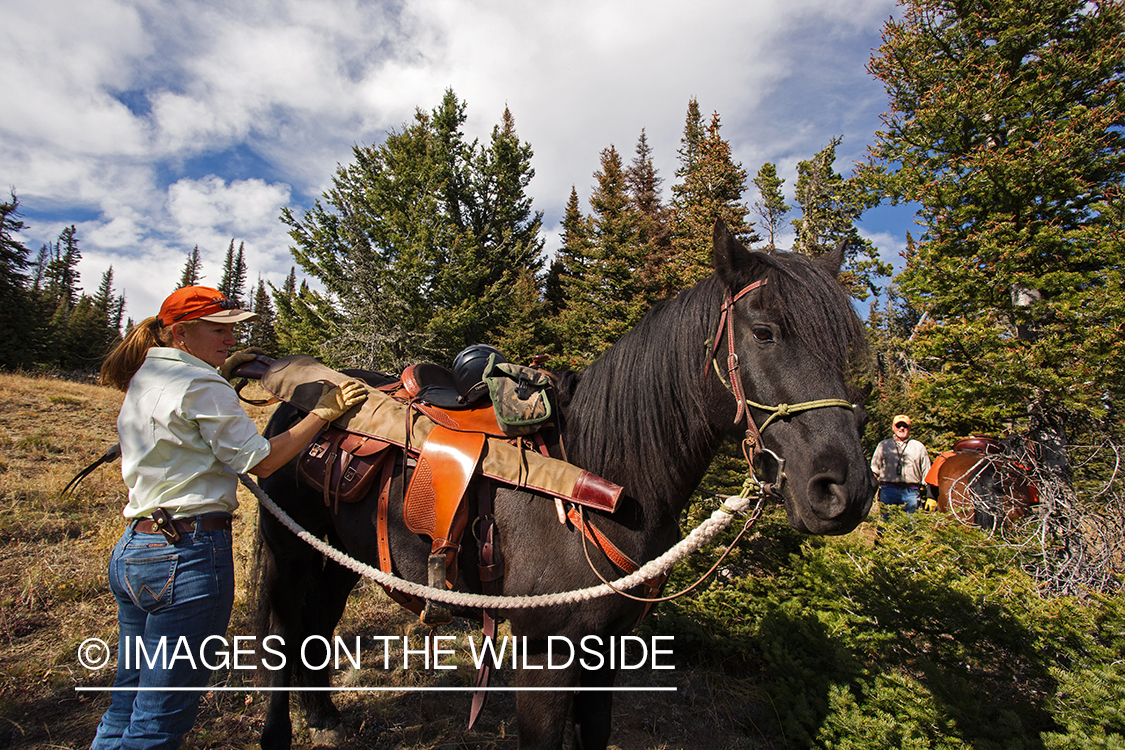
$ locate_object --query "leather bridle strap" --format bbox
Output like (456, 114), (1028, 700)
(710, 356), (855, 455)
(709, 359), (856, 426)
(705, 279), (767, 428)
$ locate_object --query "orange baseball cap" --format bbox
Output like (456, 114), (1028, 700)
(893, 415), (912, 426)
(158, 286), (257, 326)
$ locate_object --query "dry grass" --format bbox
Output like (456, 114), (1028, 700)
(0, 373), (758, 750)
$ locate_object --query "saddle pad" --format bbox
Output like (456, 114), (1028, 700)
(925, 451), (954, 487)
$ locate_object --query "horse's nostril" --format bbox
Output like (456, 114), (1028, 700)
(807, 474), (850, 519)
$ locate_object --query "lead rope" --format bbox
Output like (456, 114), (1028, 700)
(575, 476), (768, 604)
(241, 474), (757, 609)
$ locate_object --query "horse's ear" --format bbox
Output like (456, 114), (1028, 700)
(713, 218), (758, 284)
(816, 240), (846, 277)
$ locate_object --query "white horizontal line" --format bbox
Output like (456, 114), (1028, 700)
(76, 686), (677, 693)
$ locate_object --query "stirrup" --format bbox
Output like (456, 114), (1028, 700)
(420, 553), (453, 626)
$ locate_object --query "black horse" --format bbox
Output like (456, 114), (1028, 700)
(254, 219), (876, 749)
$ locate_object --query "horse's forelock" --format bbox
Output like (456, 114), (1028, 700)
(750, 250), (867, 370)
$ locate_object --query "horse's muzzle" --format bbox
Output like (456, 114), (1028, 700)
(786, 468), (874, 535)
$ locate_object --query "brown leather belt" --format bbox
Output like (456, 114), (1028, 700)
(132, 515), (232, 535)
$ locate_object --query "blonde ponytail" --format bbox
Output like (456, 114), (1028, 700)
(100, 317), (173, 391)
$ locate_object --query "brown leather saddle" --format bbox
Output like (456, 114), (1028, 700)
(925, 435), (1015, 489)
(952, 436), (1004, 454)
(397, 362), (501, 624)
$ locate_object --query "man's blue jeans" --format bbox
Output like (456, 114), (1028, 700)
(879, 484), (920, 513)
(90, 517), (234, 750)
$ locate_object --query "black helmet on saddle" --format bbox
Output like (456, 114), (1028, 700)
(453, 344), (505, 405)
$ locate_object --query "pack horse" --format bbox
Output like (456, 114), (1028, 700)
(254, 219), (876, 750)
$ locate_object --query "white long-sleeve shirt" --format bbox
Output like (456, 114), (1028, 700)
(117, 347), (273, 520)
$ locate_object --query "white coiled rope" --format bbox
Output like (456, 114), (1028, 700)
(241, 474), (753, 610)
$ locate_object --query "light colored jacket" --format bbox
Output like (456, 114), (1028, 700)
(871, 437), (932, 486)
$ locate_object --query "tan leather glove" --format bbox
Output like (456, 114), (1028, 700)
(311, 380), (368, 422)
(219, 347), (266, 380)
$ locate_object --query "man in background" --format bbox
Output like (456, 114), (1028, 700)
(871, 415), (932, 513)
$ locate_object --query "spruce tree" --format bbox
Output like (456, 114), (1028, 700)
(271, 273), (343, 362)
(664, 104), (757, 294)
(41, 226), (82, 366)
(864, 0), (1125, 469)
(270, 268), (329, 358)
(544, 187), (592, 320)
(283, 90), (544, 370)
(791, 138), (890, 299)
(752, 162), (790, 251)
(493, 267), (548, 365)
(54, 268), (124, 370)
(45, 226), (81, 311)
(178, 246), (203, 289)
(626, 130), (671, 297)
(0, 191), (35, 368)
(428, 101), (545, 352)
(248, 278), (278, 353)
(218, 240), (248, 303)
(551, 146), (650, 366)
(92, 267), (124, 344)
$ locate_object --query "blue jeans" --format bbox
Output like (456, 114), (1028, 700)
(90, 516), (234, 750)
(879, 484), (920, 513)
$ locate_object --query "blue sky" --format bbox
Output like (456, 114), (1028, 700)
(1, 0), (914, 322)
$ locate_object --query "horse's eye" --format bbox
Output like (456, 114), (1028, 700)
(752, 326), (775, 343)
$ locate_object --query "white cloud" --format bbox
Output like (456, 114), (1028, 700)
(0, 0), (151, 157)
(167, 177), (291, 238)
(163, 176), (296, 303)
(3, 0), (909, 325)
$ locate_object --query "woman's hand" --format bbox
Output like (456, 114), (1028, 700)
(219, 347), (266, 380)
(249, 380), (368, 478)
(311, 380), (368, 422)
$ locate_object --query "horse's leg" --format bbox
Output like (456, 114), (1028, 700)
(573, 659), (616, 750)
(260, 515), (315, 750)
(514, 638), (578, 750)
(295, 555), (359, 737)
(259, 513), (358, 748)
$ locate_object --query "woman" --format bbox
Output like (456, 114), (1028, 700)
(91, 286), (366, 749)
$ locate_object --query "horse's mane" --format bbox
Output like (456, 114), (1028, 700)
(561, 250), (866, 515)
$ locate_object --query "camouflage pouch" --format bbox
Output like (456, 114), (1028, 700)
(483, 354), (553, 436)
